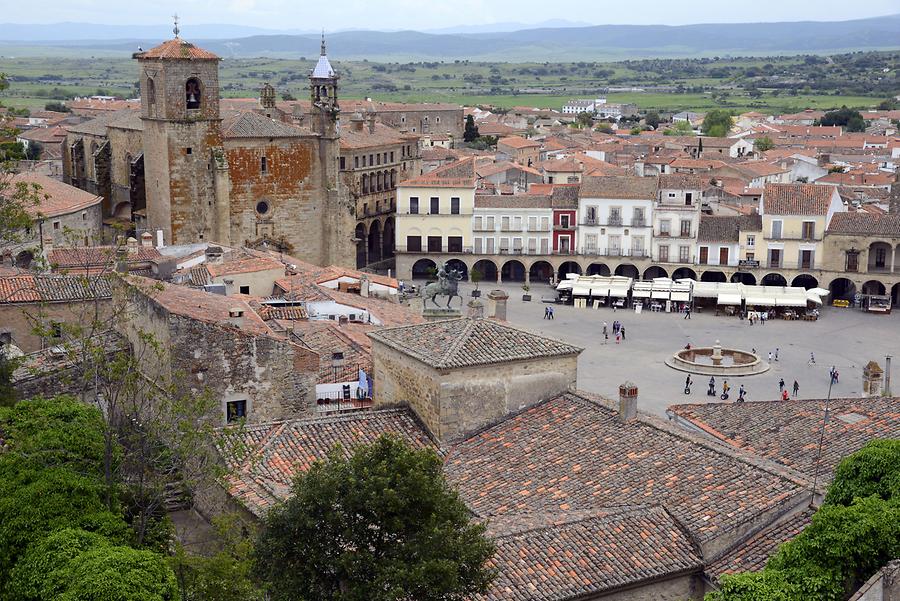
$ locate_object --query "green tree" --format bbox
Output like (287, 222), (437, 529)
(708, 439), (900, 601)
(665, 120), (695, 136)
(644, 111), (660, 129)
(702, 109), (733, 137)
(23, 141), (42, 161)
(820, 106), (865, 132)
(255, 435), (496, 601)
(575, 111), (594, 128)
(463, 115), (479, 143)
(754, 136), (774, 152)
(43, 101), (71, 113)
(0, 352), (16, 407)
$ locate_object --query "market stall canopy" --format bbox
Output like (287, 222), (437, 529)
(717, 292), (743, 306)
(632, 281), (652, 299)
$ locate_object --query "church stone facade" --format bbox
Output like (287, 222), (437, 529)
(63, 35), (355, 268)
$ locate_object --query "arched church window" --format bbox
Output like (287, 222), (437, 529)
(185, 78), (202, 110)
(147, 78), (156, 106)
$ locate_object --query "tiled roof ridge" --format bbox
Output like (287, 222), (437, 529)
(573, 390), (814, 490)
(488, 504), (661, 539)
(705, 504), (815, 576)
(440, 318), (477, 368)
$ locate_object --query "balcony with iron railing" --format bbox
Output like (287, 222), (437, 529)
(395, 246), (474, 254)
(581, 248), (651, 258)
(500, 226), (524, 232)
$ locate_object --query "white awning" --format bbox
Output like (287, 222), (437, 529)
(651, 290), (669, 299)
(717, 292), (743, 305)
(556, 280), (573, 291)
(810, 287), (830, 297)
(572, 282), (592, 296)
(807, 292), (824, 306)
(671, 291), (691, 302)
(632, 289), (651, 298)
(745, 294), (777, 306)
(777, 297), (808, 307)
(609, 284), (630, 298)
(591, 286), (611, 297)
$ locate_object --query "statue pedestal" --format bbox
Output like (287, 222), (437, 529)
(422, 308), (462, 321)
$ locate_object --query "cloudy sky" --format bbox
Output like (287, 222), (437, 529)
(6, 0), (899, 30)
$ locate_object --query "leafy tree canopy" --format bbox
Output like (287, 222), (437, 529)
(702, 109), (733, 137)
(255, 435), (496, 601)
(463, 114), (479, 143)
(820, 106), (866, 132)
(754, 136), (775, 152)
(644, 111), (660, 129)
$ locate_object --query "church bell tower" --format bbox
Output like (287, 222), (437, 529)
(135, 17), (223, 245)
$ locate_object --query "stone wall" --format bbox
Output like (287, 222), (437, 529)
(849, 559), (900, 601)
(107, 125), (145, 217)
(372, 339), (577, 443)
(0, 298), (111, 353)
(599, 574), (703, 600)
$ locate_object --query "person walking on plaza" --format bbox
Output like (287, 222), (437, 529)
(793, 380), (800, 397)
(620, 325), (626, 340)
(779, 378), (785, 393)
(602, 322), (608, 337)
(775, 348), (779, 362)
(738, 384), (746, 402)
(768, 352), (773, 363)
(684, 307), (691, 319)
(548, 306), (554, 320)
(684, 375), (692, 394)
(708, 376), (716, 396)
(809, 352), (816, 365)
(782, 389), (790, 401)
(544, 307), (550, 319)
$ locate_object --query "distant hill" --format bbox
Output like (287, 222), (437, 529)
(2, 15), (899, 61)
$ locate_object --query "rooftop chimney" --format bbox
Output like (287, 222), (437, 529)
(618, 382), (638, 423)
(227, 307), (245, 328)
(140, 231), (153, 248)
(126, 236), (139, 254)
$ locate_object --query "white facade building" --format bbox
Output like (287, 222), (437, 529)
(577, 176), (656, 260)
(472, 196), (553, 258)
(652, 174), (703, 266)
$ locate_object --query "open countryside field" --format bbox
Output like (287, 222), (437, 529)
(1, 50), (897, 115)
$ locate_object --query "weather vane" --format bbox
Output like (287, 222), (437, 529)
(173, 13), (180, 38)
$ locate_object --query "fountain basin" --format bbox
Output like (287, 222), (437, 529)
(665, 346), (770, 376)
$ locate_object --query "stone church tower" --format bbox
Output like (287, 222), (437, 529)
(890, 168), (900, 216)
(135, 30), (223, 245)
(308, 36), (355, 267)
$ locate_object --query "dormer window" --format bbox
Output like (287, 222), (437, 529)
(186, 78), (201, 110)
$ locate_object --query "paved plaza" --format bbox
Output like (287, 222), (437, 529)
(410, 280), (899, 416)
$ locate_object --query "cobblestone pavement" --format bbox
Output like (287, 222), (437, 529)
(409, 280), (899, 416)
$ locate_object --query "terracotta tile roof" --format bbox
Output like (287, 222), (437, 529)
(273, 276), (333, 302)
(65, 109), (138, 136)
(284, 319), (372, 383)
(580, 175), (658, 200)
(669, 158), (727, 170)
(124, 275), (274, 337)
(400, 156), (476, 188)
(221, 408), (435, 515)
(734, 161), (790, 178)
(826, 212), (900, 236)
(698, 215), (742, 242)
(762, 183), (837, 216)
(368, 318), (581, 370)
(221, 111), (306, 138)
(816, 172), (893, 187)
(256, 305), (308, 321)
(17, 126), (67, 143)
(659, 174), (703, 190)
(540, 158), (584, 173)
(445, 393), (807, 543)
(667, 397), (900, 482)
(136, 37), (219, 60)
(317, 287), (423, 328)
(48, 246), (161, 272)
(498, 136), (541, 149)
(67, 98), (139, 113)
(11, 172), (102, 218)
(546, 183), (581, 208)
(0, 274), (111, 304)
(206, 254), (285, 278)
(339, 122), (406, 149)
(479, 506), (703, 601)
(706, 509), (814, 582)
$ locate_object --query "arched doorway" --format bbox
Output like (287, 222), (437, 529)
(368, 221), (382, 263)
(445, 258), (468, 280)
(862, 280), (886, 296)
(529, 260), (553, 283)
(355, 223), (367, 268)
(672, 267), (697, 281)
(588, 263), (611, 276)
(731, 272), (756, 285)
(791, 274), (818, 290)
(614, 264), (639, 279)
(829, 277), (856, 301)
(868, 242), (892, 272)
(473, 259), (498, 283)
(558, 261), (582, 280)
(501, 260), (526, 282)
(892, 283), (900, 308)
(701, 270), (727, 283)
(382, 217), (395, 260)
(761, 273), (787, 287)
(411, 258), (437, 280)
(643, 266), (667, 280)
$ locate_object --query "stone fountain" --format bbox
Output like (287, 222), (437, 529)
(665, 340), (770, 376)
